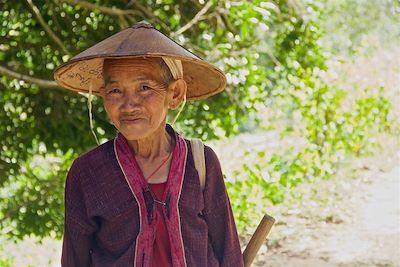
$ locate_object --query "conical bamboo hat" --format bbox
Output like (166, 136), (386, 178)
(54, 23), (226, 100)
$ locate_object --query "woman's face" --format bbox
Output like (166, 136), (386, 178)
(100, 58), (173, 141)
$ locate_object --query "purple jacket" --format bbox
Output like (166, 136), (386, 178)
(62, 129), (244, 267)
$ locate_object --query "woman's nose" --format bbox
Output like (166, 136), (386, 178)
(121, 90), (141, 111)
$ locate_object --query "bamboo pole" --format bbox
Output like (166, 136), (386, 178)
(243, 214), (275, 267)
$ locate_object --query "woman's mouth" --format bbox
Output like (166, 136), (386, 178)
(120, 117), (146, 124)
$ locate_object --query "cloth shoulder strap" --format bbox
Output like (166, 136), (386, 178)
(190, 138), (206, 191)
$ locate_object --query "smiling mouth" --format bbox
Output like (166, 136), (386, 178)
(120, 117), (146, 124)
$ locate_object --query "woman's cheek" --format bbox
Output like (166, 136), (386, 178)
(143, 91), (165, 106)
(105, 95), (120, 105)
(104, 102), (118, 120)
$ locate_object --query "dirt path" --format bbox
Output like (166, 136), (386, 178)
(254, 159), (400, 266)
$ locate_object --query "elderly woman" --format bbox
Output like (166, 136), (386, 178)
(54, 23), (243, 267)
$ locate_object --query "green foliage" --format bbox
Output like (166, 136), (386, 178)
(0, 245), (13, 267)
(299, 83), (392, 158)
(227, 151), (285, 231)
(225, 0), (395, 232)
(172, 0), (269, 139)
(320, 0), (400, 55)
(0, 257), (13, 267)
(229, 85), (393, 232)
(0, 150), (74, 239)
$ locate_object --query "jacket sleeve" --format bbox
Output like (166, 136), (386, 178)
(203, 146), (244, 267)
(62, 160), (97, 267)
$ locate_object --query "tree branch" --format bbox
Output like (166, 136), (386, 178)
(130, 2), (170, 31)
(218, 12), (235, 33)
(59, 0), (144, 25)
(59, 0), (157, 30)
(26, 0), (71, 56)
(118, 14), (129, 29)
(0, 158), (18, 186)
(0, 65), (62, 90)
(225, 86), (246, 114)
(171, 1), (213, 37)
(59, 0), (171, 32)
(59, 0), (136, 16)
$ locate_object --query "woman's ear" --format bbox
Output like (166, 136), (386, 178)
(168, 79), (187, 109)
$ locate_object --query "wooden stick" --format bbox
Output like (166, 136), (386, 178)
(243, 214), (275, 267)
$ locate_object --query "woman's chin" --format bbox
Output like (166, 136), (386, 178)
(118, 125), (158, 141)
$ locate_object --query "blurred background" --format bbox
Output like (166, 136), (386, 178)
(0, 0), (399, 266)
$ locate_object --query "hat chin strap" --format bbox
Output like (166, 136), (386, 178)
(162, 57), (183, 80)
(88, 81), (100, 145)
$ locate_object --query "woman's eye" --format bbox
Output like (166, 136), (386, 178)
(141, 85), (151, 91)
(108, 88), (121, 94)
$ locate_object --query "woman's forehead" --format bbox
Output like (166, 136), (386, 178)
(103, 58), (163, 73)
(103, 58), (165, 82)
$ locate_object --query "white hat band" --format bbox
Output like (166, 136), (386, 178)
(162, 57), (183, 80)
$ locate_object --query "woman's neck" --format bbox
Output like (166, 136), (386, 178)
(127, 124), (173, 161)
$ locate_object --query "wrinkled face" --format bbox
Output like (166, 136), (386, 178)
(100, 58), (173, 140)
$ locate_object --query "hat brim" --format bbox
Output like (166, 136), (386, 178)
(53, 24), (226, 100)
